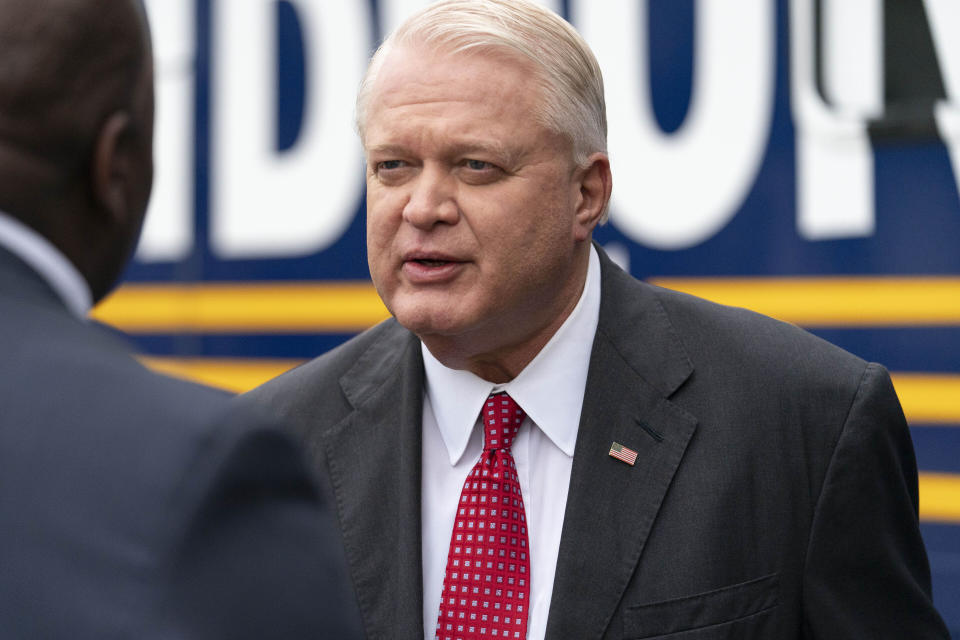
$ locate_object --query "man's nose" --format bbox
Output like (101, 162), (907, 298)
(402, 166), (459, 229)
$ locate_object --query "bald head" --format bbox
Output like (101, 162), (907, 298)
(0, 0), (150, 171)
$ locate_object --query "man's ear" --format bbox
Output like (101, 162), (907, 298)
(572, 152), (613, 242)
(91, 111), (133, 223)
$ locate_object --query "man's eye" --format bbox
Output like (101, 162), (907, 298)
(377, 160), (405, 171)
(465, 159), (493, 171)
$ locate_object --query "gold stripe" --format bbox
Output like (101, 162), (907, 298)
(891, 374), (960, 425)
(919, 473), (960, 523)
(138, 356), (304, 393)
(95, 276), (960, 331)
(647, 276), (960, 327)
(94, 282), (390, 332)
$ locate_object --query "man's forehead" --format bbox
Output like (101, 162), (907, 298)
(359, 41), (564, 159)
(363, 95), (539, 161)
(374, 41), (535, 93)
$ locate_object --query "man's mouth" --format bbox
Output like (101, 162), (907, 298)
(402, 254), (464, 282)
(403, 250), (461, 265)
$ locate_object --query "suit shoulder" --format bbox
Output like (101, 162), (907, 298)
(0, 312), (321, 634)
(650, 282), (868, 379)
(1, 310), (294, 489)
(242, 317), (415, 422)
(597, 253), (867, 385)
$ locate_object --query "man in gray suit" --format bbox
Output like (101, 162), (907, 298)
(247, 0), (948, 638)
(0, 0), (360, 637)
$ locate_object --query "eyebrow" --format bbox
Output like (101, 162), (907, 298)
(365, 144), (409, 158)
(365, 140), (521, 166)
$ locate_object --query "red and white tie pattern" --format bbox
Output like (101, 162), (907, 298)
(436, 392), (530, 640)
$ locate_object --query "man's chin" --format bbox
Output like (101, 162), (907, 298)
(393, 311), (465, 339)
(386, 292), (470, 334)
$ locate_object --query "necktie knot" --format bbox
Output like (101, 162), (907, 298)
(483, 392), (525, 452)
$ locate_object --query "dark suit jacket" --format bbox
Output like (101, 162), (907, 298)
(0, 246), (361, 639)
(245, 248), (948, 639)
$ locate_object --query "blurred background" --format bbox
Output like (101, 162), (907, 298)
(95, 0), (959, 632)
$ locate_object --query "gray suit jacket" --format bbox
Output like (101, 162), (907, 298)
(0, 246), (361, 639)
(246, 248), (947, 639)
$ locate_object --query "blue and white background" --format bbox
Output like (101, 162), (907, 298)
(98, 1), (960, 632)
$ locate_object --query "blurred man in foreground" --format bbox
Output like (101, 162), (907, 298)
(248, 0), (948, 638)
(0, 1), (359, 637)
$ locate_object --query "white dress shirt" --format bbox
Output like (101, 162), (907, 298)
(421, 246), (602, 640)
(0, 209), (92, 318)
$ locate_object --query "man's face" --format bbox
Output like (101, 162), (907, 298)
(364, 45), (594, 366)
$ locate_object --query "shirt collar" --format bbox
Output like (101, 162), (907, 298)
(0, 209), (93, 318)
(422, 245), (602, 465)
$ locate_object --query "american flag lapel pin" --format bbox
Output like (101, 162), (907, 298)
(608, 441), (638, 466)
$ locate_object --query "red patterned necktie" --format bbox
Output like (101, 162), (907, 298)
(435, 392), (530, 640)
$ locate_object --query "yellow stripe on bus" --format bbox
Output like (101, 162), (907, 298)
(919, 473), (960, 524)
(891, 374), (960, 425)
(647, 276), (960, 327)
(94, 282), (390, 332)
(97, 276), (960, 332)
(139, 356), (304, 393)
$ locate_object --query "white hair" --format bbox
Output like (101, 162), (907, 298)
(355, 0), (607, 168)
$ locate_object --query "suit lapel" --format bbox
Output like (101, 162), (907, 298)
(315, 328), (425, 639)
(545, 250), (698, 640)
